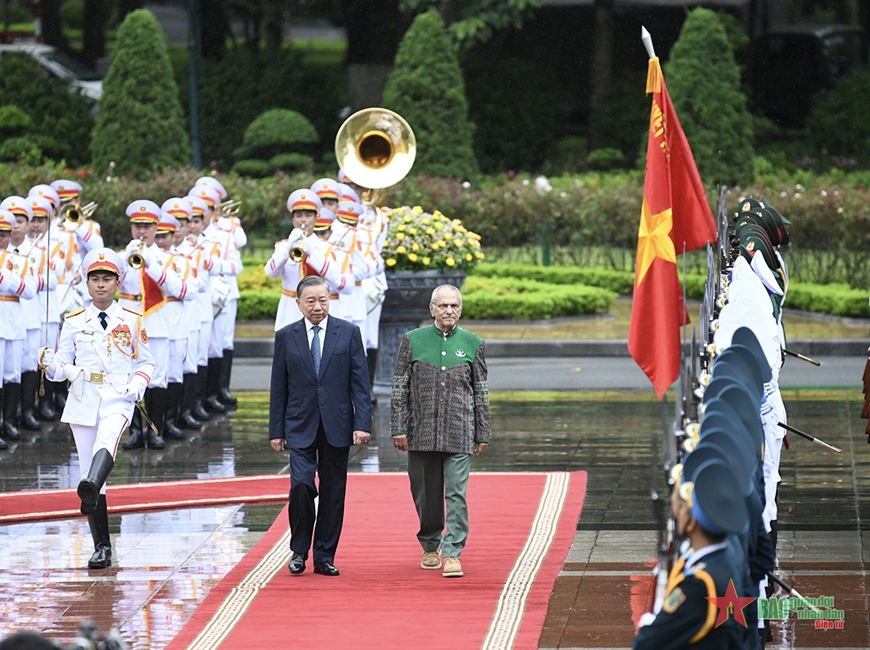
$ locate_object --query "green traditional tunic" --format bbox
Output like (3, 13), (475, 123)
(391, 324), (491, 454)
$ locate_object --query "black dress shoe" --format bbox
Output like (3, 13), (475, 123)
(87, 546), (111, 569)
(313, 561), (340, 576)
(288, 553), (306, 575)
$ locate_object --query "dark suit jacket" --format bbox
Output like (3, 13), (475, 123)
(269, 316), (372, 449)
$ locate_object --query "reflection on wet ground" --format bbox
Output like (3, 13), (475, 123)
(0, 391), (868, 648)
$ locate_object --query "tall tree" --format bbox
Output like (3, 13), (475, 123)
(382, 9), (478, 178)
(91, 9), (191, 176)
(343, 0), (404, 109)
(201, 0), (230, 60)
(665, 8), (754, 185)
(40, 0), (68, 50)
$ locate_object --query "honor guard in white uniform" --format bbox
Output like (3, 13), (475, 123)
(195, 176), (248, 250)
(39, 248), (155, 568)
(180, 194), (222, 422)
(27, 195), (62, 420)
(264, 190), (353, 331)
(358, 203), (388, 387)
(51, 179), (104, 255)
(118, 200), (192, 450)
(0, 207), (38, 447)
(9, 196), (56, 433)
(190, 185), (244, 413)
(154, 210), (197, 440)
(330, 200), (379, 344)
(32, 184), (83, 315)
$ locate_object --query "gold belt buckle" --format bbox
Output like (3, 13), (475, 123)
(89, 372), (104, 383)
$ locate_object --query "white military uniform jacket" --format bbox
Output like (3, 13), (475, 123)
(0, 247), (37, 340)
(117, 243), (191, 338)
(47, 302), (156, 426)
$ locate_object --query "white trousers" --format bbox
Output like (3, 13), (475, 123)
(22, 328), (40, 372)
(168, 338), (185, 384)
(197, 321), (212, 367)
(209, 298), (237, 357)
(184, 329), (199, 374)
(147, 337), (169, 388)
(0, 339), (22, 386)
(72, 412), (130, 495)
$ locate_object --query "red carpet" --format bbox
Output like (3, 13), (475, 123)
(0, 475), (288, 524)
(167, 471), (587, 650)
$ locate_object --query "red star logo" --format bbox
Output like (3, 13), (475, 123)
(707, 579), (757, 627)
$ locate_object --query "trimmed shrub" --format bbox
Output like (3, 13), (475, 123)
(382, 10), (478, 179)
(0, 105), (32, 134)
(472, 263), (636, 295)
(232, 109), (318, 176)
(665, 8), (754, 185)
(0, 137), (41, 164)
(461, 277), (616, 320)
(91, 9), (191, 176)
(231, 159), (274, 178)
(269, 153), (313, 174)
(237, 289), (281, 321)
(785, 283), (869, 318)
(587, 148), (626, 171)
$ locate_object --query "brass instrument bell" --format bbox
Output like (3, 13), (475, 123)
(128, 243), (146, 269)
(335, 108), (416, 191)
(60, 204), (83, 231)
(289, 245), (305, 263)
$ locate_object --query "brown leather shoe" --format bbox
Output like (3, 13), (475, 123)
(421, 550), (442, 570)
(442, 557), (463, 578)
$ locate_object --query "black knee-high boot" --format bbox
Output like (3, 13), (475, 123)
(122, 403), (146, 449)
(205, 357), (226, 414)
(179, 373), (202, 429)
(145, 388), (166, 449)
(87, 494), (112, 569)
(217, 349), (237, 406)
(78, 448), (114, 515)
(2, 382), (22, 441)
(193, 366), (213, 421)
(20, 371), (42, 430)
(163, 382), (184, 439)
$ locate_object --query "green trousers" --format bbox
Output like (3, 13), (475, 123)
(407, 450), (471, 559)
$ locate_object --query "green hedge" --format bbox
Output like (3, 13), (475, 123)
(786, 283), (869, 318)
(461, 277), (616, 320)
(238, 289), (281, 321)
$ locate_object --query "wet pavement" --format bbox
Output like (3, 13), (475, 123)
(1, 388), (868, 648)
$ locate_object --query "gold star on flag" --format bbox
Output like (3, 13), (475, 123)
(636, 199), (676, 286)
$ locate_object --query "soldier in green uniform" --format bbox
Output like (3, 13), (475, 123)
(391, 284), (491, 578)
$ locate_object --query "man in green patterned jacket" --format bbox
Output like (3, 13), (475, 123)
(391, 284), (491, 578)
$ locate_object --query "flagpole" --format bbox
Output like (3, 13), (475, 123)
(641, 26), (655, 59)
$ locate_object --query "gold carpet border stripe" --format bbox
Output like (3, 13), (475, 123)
(186, 527), (292, 650)
(481, 472), (570, 650)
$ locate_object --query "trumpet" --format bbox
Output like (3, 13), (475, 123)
(218, 200), (241, 218)
(128, 243), (146, 269)
(59, 202), (98, 232)
(289, 245), (305, 263)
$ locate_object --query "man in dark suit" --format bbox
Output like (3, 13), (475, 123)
(269, 275), (372, 577)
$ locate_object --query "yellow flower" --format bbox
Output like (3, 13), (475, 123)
(454, 238), (464, 247)
(445, 257), (455, 267)
(444, 232), (452, 239)
(466, 254), (473, 262)
(412, 243), (420, 251)
(403, 215), (412, 223)
(422, 257), (430, 265)
(476, 252), (485, 260)
(409, 228), (417, 235)
(395, 232), (405, 240)
(396, 245), (407, 254)
(397, 224), (406, 232)
(386, 258), (397, 267)
(408, 253), (418, 262)
(412, 206), (423, 215)
(422, 218), (430, 225)
(426, 228), (435, 236)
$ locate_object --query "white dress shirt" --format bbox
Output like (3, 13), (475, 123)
(305, 315), (328, 358)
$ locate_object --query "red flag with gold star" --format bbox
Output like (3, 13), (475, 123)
(628, 56), (716, 398)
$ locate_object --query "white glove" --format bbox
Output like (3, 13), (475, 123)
(637, 612), (657, 630)
(274, 240), (292, 260)
(125, 376), (147, 403)
(38, 347), (56, 375)
(64, 366), (84, 400)
(126, 238), (143, 252)
(300, 233), (318, 254)
(288, 228), (304, 245)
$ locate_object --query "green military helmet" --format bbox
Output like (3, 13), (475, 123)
(736, 196), (763, 217)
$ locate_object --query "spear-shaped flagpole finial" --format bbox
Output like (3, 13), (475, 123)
(641, 26), (656, 59)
